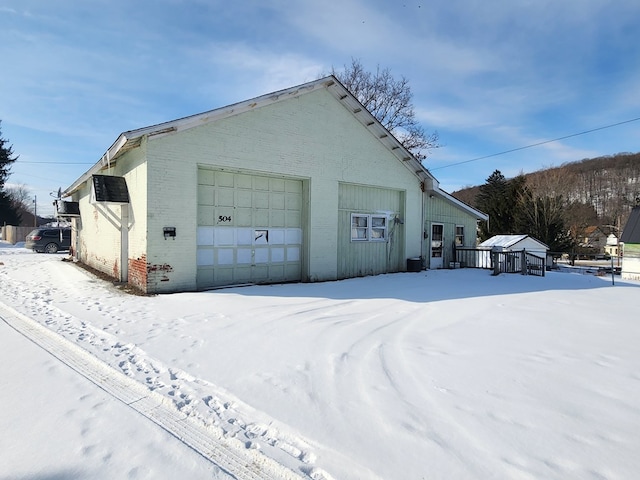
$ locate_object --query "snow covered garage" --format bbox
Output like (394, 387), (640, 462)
(62, 76), (485, 293)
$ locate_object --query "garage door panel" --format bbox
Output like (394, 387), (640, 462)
(236, 174), (253, 189)
(270, 210), (285, 227)
(198, 185), (214, 205)
(215, 207), (234, 224)
(237, 249), (252, 263)
(254, 209), (270, 225)
(269, 229), (285, 245)
(197, 227), (214, 246)
(254, 191), (269, 207)
(286, 211), (301, 228)
(271, 193), (285, 210)
(218, 172), (235, 187)
(254, 177), (270, 190)
(217, 188), (235, 207)
(198, 206), (214, 225)
(237, 229), (253, 245)
(197, 268), (214, 285)
(271, 248), (285, 262)
(287, 246), (300, 261)
(214, 227), (235, 246)
(285, 263), (300, 278)
(237, 190), (252, 208)
(236, 208), (253, 226)
(286, 194), (302, 210)
(199, 169), (215, 186)
(286, 179), (302, 193)
(271, 178), (285, 192)
(197, 168), (303, 289)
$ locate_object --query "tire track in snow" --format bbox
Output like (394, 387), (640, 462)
(0, 301), (306, 480)
(0, 256), (336, 480)
(388, 308), (539, 480)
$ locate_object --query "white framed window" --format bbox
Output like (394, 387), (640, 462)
(351, 214), (388, 242)
(351, 214), (369, 241)
(455, 225), (465, 247)
(371, 215), (387, 241)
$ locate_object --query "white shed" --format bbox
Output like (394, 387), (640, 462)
(479, 235), (549, 256)
(477, 235), (549, 271)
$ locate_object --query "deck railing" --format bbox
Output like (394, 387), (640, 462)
(454, 247), (545, 276)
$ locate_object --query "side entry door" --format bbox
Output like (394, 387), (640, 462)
(430, 223), (444, 269)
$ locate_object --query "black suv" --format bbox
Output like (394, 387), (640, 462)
(25, 227), (71, 253)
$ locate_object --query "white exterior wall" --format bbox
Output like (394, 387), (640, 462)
(621, 243), (640, 281)
(143, 88), (423, 291)
(512, 238), (548, 258)
(73, 145), (147, 283)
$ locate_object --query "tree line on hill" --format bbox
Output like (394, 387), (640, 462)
(452, 152), (640, 253)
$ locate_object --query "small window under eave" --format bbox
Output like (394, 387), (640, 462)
(91, 175), (130, 204)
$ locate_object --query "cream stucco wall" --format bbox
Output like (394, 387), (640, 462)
(73, 144), (147, 284)
(142, 88), (424, 291)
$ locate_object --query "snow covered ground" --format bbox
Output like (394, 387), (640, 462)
(1, 242), (639, 480)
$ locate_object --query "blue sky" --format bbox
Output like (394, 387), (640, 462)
(1, 0), (639, 217)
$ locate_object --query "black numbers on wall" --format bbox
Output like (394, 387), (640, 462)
(218, 215), (232, 223)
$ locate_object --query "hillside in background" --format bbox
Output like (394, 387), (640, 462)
(451, 152), (640, 234)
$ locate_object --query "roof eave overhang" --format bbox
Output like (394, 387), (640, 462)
(323, 77), (436, 185)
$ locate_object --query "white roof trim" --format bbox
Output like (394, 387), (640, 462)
(479, 234), (549, 249)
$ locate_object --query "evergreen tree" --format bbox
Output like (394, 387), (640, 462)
(476, 170), (525, 240)
(0, 121), (21, 225)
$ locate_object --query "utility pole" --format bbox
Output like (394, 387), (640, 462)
(33, 196), (37, 227)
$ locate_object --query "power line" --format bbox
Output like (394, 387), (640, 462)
(430, 116), (640, 171)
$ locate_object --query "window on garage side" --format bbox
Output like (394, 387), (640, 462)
(351, 214), (388, 242)
(370, 215), (387, 241)
(455, 225), (465, 246)
(351, 214), (369, 241)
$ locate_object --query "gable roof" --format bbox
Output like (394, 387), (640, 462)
(583, 226), (605, 237)
(63, 76), (437, 197)
(620, 206), (640, 243)
(479, 234), (549, 250)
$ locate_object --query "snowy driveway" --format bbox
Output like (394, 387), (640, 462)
(2, 246), (640, 479)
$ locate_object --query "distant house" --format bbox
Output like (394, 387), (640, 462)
(620, 205), (640, 281)
(604, 234), (620, 257)
(61, 76), (487, 293)
(578, 226), (608, 254)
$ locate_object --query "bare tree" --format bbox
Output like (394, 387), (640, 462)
(330, 58), (439, 160)
(6, 183), (32, 211)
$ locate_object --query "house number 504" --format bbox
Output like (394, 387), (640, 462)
(218, 215), (232, 223)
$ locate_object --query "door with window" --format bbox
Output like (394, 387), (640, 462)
(430, 223), (444, 269)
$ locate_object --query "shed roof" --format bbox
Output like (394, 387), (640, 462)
(620, 206), (640, 243)
(479, 234), (549, 250)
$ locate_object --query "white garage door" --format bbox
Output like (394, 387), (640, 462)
(197, 169), (303, 289)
